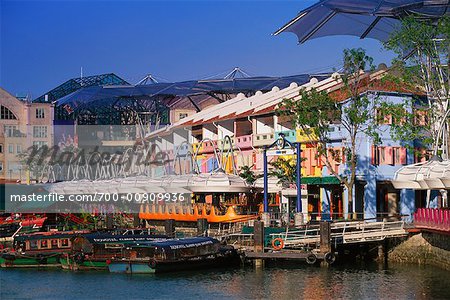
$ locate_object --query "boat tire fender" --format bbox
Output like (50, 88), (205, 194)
(306, 253), (317, 265)
(324, 252), (336, 265)
(37, 255), (47, 265)
(149, 259), (157, 269)
(74, 253), (84, 265)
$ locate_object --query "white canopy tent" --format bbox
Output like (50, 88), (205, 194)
(158, 172), (252, 193)
(392, 158), (450, 190)
(45, 176), (166, 195)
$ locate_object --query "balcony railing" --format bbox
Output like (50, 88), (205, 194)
(234, 135), (253, 149)
(217, 137), (233, 151)
(202, 140), (216, 153)
(296, 128), (318, 143)
(275, 130), (296, 144)
(253, 133), (274, 147)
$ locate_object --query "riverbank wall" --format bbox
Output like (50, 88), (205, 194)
(388, 232), (450, 270)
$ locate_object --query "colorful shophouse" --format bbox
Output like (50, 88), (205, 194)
(148, 69), (426, 222)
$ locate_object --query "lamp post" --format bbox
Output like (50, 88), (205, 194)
(295, 141), (304, 225)
(262, 133), (304, 226)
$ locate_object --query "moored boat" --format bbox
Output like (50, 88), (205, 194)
(0, 215), (48, 248)
(108, 237), (240, 274)
(61, 230), (167, 271)
(0, 230), (89, 268)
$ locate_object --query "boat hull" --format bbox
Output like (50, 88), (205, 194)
(109, 250), (240, 274)
(60, 256), (108, 271)
(108, 261), (155, 274)
(0, 254), (61, 268)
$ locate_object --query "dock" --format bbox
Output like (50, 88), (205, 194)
(229, 219), (408, 265)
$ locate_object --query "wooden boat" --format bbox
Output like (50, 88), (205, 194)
(0, 215), (48, 248)
(0, 230), (89, 268)
(108, 237), (240, 274)
(61, 230), (167, 271)
(139, 204), (258, 223)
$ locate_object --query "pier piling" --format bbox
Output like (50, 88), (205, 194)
(197, 218), (208, 236)
(320, 221), (331, 254)
(254, 221), (264, 253)
(165, 219), (176, 238)
(253, 221), (265, 268)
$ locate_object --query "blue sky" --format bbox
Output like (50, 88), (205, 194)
(1, 0), (395, 98)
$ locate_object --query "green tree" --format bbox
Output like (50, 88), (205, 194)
(269, 157), (297, 187)
(238, 165), (260, 185)
(384, 16), (450, 157)
(278, 48), (381, 219)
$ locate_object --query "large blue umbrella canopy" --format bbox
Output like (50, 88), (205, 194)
(274, 0), (450, 43)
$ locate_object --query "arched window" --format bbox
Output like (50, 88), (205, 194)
(0, 105), (17, 120)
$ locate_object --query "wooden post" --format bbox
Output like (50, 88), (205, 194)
(253, 221), (265, 268)
(320, 221), (331, 253)
(197, 218), (208, 236)
(165, 219), (176, 238)
(254, 221), (265, 253)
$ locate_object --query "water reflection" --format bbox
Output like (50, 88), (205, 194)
(1, 263), (448, 299)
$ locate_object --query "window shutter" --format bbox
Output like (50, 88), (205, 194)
(385, 147), (394, 165)
(371, 145), (376, 165)
(400, 147), (407, 165)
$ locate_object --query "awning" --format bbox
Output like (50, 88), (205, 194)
(301, 176), (340, 185)
(254, 175), (341, 193)
(392, 157), (450, 190)
(158, 172), (252, 193)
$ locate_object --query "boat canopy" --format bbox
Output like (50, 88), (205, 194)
(15, 231), (89, 241)
(131, 237), (219, 250)
(79, 233), (167, 244)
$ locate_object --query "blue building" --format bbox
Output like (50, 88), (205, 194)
(320, 88), (425, 222)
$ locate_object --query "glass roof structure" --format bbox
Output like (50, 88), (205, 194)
(34, 73), (130, 103)
(45, 73), (330, 125)
(55, 74), (327, 109)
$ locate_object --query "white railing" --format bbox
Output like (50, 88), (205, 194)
(269, 220), (406, 248)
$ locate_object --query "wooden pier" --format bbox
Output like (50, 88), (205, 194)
(230, 219), (408, 265)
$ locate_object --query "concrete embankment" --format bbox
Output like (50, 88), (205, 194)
(388, 232), (450, 270)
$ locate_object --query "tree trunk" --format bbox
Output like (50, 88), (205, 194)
(347, 184), (353, 220)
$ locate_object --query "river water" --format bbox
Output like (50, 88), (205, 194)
(1, 263), (449, 299)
